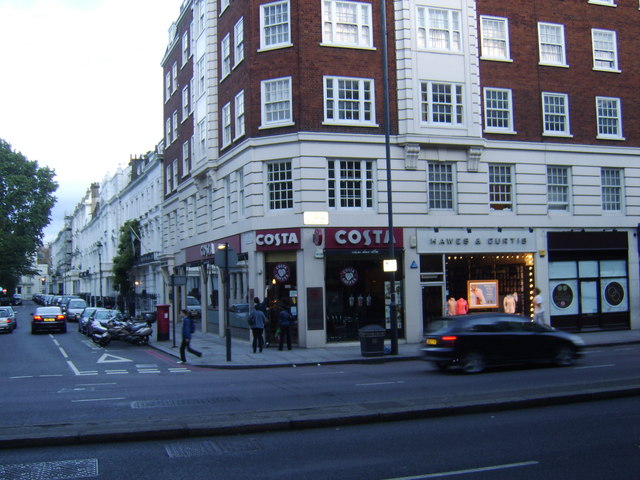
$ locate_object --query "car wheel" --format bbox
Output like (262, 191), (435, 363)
(434, 361), (449, 371)
(461, 352), (486, 373)
(553, 344), (574, 366)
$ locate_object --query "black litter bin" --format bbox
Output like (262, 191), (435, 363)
(359, 324), (386, 357)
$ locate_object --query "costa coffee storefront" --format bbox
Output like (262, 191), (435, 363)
(324, 227), (404, 343)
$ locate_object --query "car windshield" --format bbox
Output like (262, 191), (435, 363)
(186, 297), (200, 306)
(0, 308), (10, 317)
(69, 300), (87, 308)
(37, 307), (62, 315)
(425, 318), (457, 334)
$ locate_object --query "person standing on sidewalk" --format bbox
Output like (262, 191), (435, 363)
(248, 303), (267, 353)
(278, 303), (292, 351)
(179, 309), (202, 364)
(533, 287), (545, 325)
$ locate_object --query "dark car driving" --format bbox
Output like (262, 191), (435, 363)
(421, 313), (585, 373)
(31, 306), (67, 334)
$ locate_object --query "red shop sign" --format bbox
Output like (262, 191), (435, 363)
(325, 228), (403, 249)
(256, 228), (301, 251)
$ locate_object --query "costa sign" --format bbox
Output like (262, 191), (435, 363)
(256, 228), (301, 251)
(326, 228), (403, 249)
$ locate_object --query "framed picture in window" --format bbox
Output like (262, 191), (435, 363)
(467, 280), (499, 309)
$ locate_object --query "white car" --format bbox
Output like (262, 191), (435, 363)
(0, 307), (17, 332)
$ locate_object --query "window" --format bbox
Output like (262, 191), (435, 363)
(322, 0), (372, 48)
(538, 22), (566, 66)
(601, 168), (622, 212)
(234, 18), (244, 66)
(171, 62), (178, 93)
(324, 76), (374, 125)
(592, 29), (619, 71)
(421, 82), (464, 126)
(221, 33), (231, 79)
(417, 7), (461, 52)
(172, 111), (178, 143)
(480, 16), (510, 60)
(166, 163), (173, 194)
(488, 164), (513, 211)
(182, 31), (189, 66)
(182, 85), (190, 121)
(222, 102), (231, 148)
(328, 159), (374, 209)
(596, 97), (623, 139)
(483, 88), (514, 132)
(235, 90), (245, 139)
(588, 0), (616, 5)
(221, 0), (230, 13)
(547, 166), (570, 211)
(197, 0), (206, 34)
(237, 169), (245, 217)
(198, 119), (206, 157)
(165, 71), (171, 102)
(172, 160), (179, 191)
(225, 176), (232, 222)
(182, 141), (190, 177)
(261, 77), (292, 128)
(165, 118), (171, 146)
(428, 162), (454, 210)
(260, 0), (290, 50)
(197, 58), (205, 96)
(542, 93), (571, 136)
(267, 161), (293, 210)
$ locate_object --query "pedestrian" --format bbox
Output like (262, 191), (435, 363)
(278, 303), (292, 351)
(248, 302), (267, 353)
(178, 309), (202, 364)
(533, 287), (545, 325)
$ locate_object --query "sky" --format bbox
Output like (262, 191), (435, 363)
(0, 0), (183, 242)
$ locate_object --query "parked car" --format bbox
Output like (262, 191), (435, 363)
(0, 307), (17, 333)
(59, 295), (81, 313)
(421, 313), (585, 373)
(228, 303), (250, 327)
(78, 307), (98, 334)
(186, 296), (201, 318)
(64, 298), (87, 322)
(31, 306), (67, 334)
(12, 293), (23, 305)
(87, 308), (124, 336)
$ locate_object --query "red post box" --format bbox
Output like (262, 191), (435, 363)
(156, 304), (171, 341)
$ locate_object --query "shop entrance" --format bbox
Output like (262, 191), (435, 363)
(264, 252), (298, 346)
(421, 284), (444, 333)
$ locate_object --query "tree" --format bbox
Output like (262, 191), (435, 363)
(111, 219), (141, 296)
(0, 139), (57, 293)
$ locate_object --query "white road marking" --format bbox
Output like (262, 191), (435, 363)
(574, 364), (615, 370)
(384, 460), (539, 479)
(71, 397), (125, 403)
(105, 370), (129, 375)
(356, 381), (405, 386)
(97, 353), (133, 363)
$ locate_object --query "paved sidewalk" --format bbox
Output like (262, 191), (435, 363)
(150, 326), (640, 369)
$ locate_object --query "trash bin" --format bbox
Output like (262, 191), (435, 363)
(156, 304), (170, 341)
(359, 324), (386, 357)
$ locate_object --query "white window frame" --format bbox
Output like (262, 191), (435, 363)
(198, 119), (206, 158)
(172, 111), (178, 143)
(324, 76), (375, 126)
(222, 102), (231, 148)
(221, 33), (231, 80)
(234, 90), (245, 140)
(165, 71), (171, 102)
(171, 62), (178, 93)
(224, 176), (232, 222)
(234, 17), (244, 67)
(480, 16), (511, 61)
(421, 81), (464, 126)
(322, 0), (373, 49)
(591, 29), (619, 72)
(237, 169), (245, 218)
(165, 163), (173, 195)
(601, 168), (623, 212)
(416, 7), (462, 52)
(165, 117), (171, 146)
(260, 77), (293, 128)
(488, 164), (514, 212)
(267, 161), (294, 211)
(427, 162), (455, 211)
(483, 87), (515, 133)
(197, 58), (205, 97)
(547, 166), (571, 212)
(542, 92), (571, 137)
(328, 159), (375, 210)
(588, 0), (616, 5)
(260, 0), (291, 51)
(221, 0), (230, 14)
(538, 22), (567, 67)
(182, 141), (190, 177)
(172, 159), (179, 192)
(182, 31), (189, 66)
(596, 97), (624, 140)
(181, 85), (190, 122)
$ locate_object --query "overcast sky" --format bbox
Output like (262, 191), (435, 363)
(0, 0), (182, 242)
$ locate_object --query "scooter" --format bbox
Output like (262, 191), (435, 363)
(90, 317), (152, 347)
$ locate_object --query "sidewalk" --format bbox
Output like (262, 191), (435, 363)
(150, 327), (640, 369)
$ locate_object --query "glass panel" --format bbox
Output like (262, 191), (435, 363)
(578, 260), (598, 278)
(580, 280), (598, 314)
(600, 259), (626, 277)
(549, 261), (577, 279)
(601, 278), (628, 313)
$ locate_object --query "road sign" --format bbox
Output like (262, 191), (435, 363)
(214, 246), (238, 268)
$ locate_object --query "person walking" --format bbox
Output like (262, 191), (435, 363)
(248, 303), (267, 353)
(254, 297), (271, 347)
(278, 303), (292, 351)
(533, 287), (545, 325)
(178, 309), (202, 364)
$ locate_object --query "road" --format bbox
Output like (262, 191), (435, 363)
(1, 396), (638, 479)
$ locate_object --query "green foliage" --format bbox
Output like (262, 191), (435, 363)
(111, 219), (141, 295)
(0, 139), (57, 293)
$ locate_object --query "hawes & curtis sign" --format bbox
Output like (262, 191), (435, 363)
(416, 229), (536, 254)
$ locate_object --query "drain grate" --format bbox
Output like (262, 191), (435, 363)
(0, 459), (98, 480)
(165, 438), (263, 458)
(131, 397), (238, 409)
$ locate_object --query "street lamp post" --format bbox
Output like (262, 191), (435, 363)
(96, 241), (104, 307)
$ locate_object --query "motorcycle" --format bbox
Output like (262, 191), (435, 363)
(90, 316), (153, 347)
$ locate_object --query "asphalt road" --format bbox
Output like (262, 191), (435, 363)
(1, 396), (638, 480)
